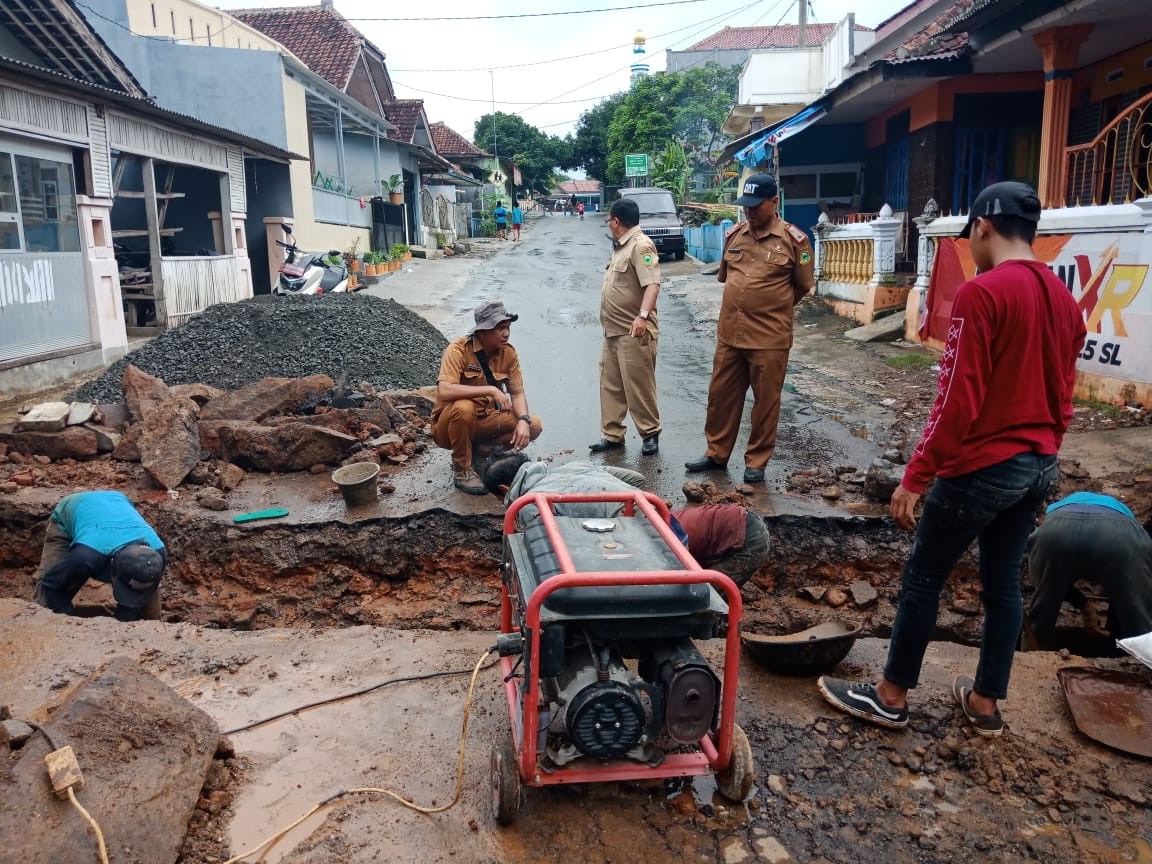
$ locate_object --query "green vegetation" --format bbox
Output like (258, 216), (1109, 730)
(1074, 397), (1127, 421)
(472, 113), (571, 194)
(885, 354), (937, 370)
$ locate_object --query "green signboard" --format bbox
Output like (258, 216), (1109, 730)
(624, 153), (649, 177)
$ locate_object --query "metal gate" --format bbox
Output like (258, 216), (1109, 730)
(0, 252), (91, 363)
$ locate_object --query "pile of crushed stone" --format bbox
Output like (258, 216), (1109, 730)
(70, 294), (448, 402)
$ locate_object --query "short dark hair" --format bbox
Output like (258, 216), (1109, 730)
(479, 450), (529, 497)
(610, 198), (640, 228)
(983, 214), (1037, 245)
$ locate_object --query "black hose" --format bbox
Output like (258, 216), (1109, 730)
(26, 721), (60, 752)
(223, 656), (501, 736)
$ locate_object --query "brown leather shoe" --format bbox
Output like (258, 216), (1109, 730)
(452, 466), (487, 495)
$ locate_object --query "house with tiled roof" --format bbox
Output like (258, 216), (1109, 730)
(735, 0), (1152, 405)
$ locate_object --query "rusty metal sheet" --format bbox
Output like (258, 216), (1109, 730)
(1057, 666), (1152, 759)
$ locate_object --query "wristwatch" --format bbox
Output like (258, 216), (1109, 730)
(638, 309), (650, 319)
(517, 414), (531, 423)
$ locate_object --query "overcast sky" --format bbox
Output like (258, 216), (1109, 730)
(218, 0), (911, 142)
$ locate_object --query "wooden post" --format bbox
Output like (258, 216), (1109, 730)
(141, 157), (167, 329)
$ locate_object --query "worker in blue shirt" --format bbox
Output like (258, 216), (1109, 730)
(1024, 491), (1152, 648)
(493, 201), (509, 240)
(34, 490), (167, 622)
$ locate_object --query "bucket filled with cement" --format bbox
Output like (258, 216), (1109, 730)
(332, 462), (380, 506)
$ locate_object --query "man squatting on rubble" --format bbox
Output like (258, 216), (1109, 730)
(34, 490), (166, 622)
(431, 301), (543, 495)
(1023, 491), (1152, 649)
(480, 451), (770, 586)
(685, 173), (815, 485)
(817, 181), (1086, 738)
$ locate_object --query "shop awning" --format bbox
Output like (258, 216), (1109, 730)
(732, 105), (828, 168)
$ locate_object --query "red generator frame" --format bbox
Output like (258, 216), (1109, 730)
(492, 490), (753, 823)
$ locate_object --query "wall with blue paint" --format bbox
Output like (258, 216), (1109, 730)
(686, 220), (734, 263)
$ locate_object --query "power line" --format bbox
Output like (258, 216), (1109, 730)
(343, 0), (708, 22)
(389, 80), (621, 106)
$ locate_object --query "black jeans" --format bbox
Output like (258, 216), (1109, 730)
(884, 452), (1057, 699)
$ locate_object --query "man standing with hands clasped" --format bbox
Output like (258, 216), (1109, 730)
(817, 181), (1086, 738)
(685, 173), (814, 484)
(589, 197), (662, 456)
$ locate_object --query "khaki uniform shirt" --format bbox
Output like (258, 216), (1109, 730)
(600, 225), (661, 338)
(430, 335), (525, 422)
(716, 217), (815, 350)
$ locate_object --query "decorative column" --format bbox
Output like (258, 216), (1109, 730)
(812, 212), (830, 286)
(907, 199), (940, 342)
(1034, 24), (1093, 208)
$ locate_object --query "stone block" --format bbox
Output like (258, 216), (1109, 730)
(138, 397), (201, 489)
(844, 310), (906, 343)
(0, 426), (98, 461)
(65, 403), (95, 426)
(122, 364), (171, 423)
(200, 375), (335, 423)
(16, 402), (69, 433)
(218, 422), (358, 472)
(84, 424), (122, 452)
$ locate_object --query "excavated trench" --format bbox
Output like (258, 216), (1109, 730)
(0, 499), (1011, 646)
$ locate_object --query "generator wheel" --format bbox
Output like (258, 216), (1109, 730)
(715, 723), (755, 802)
(491, 742), (521, 826)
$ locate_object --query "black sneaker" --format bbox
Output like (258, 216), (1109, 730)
(817, 676), (909, 729)
(685, 455), (727, 473)
(589, 438), (624, 453)
(743, 467), (765, 484)
(953, 676), (1004, 738)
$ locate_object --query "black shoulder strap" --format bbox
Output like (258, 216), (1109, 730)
(473, 348), (506, 392)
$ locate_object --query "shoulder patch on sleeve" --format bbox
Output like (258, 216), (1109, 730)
(786, 223), (809, 245)
(642, 252), (655, 267)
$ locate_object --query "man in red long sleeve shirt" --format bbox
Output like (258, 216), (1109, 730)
(818, 181), (1086, 737)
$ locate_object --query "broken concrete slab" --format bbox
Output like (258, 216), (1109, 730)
(16, 402), (70, 432)
(0, 425), (98, 461)
(122, 364), (171, 423)
(1, 717), (33, 746)
(199, 375), (335, 423)
(0, 656), (219, 864)
(84, 424), (122, 452)
(218, 422), (358, 472)
(65, 403), (95, 427)
(138, 397), (202, 489)
(844, 311), (906, 343)
(96, 402), (130, 431)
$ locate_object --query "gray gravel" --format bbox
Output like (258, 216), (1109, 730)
(70, 295), (448, 402)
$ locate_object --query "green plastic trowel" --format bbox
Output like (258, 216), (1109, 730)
(233, 508), (289, 524)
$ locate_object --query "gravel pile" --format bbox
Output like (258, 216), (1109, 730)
(71, 294), (448, 402)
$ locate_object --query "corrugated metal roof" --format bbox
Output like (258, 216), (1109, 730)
(687, 23), (872, 50)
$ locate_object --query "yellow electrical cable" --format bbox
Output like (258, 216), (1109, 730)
(66, 787), (110, 864)
(221, 649), (494, 864)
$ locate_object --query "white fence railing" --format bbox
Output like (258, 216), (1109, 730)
(160, 255), (250, 327)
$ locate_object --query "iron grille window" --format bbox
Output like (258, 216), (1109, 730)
(954, 127), (1006, 213)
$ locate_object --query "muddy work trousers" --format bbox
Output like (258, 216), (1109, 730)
(432, 400), (543, 471)
(703, 344), (789, 469)
(599, 332), (660, 442)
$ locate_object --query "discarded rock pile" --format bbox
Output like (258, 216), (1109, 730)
(70, 294), (448, 403)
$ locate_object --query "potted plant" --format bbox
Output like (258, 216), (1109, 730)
(343, 236), (361, 274)
(363, 252), (378, 277)
(384, 174), (403, 205)
(390, 243), (409, 266)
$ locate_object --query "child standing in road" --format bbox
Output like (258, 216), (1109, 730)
(511, 203), (524, 241)
(577, 201), (585, 220)
(493, 201), (508, 240)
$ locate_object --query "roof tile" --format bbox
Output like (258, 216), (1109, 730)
(886, 0), (973, 62)
(231, 5), (364, 89)
(383, 99), (425, 143)
(429, 121), (484, 157)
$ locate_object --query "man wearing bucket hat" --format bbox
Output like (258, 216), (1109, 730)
(33, 490), (166, 622)
(685, 173), (814, 484)
(818, 181), (1085, 738)
(432, 300), (543, 494)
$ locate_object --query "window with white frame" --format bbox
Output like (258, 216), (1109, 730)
(0, 145), (81, 254)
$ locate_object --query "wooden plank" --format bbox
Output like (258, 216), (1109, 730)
(43, 0), (146, 97)
(116, 191), (186, 199)
(86, 105), (112, 198)
(141, 157), (167, 330)
(111, 228), (182, 238)
(9, 0), (88, 82)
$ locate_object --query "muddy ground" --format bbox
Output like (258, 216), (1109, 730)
(2, 219), (1151, 863)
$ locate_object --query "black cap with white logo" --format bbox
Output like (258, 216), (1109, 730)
(959, 181), (1042, 239)
(734, 173), (779, 207)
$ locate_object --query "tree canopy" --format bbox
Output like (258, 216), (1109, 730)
(472, 113), (571, 195)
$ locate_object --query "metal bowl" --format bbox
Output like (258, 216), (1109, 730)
(741, 621), (862, 676)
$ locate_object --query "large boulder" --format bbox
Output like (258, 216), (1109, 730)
(218, 421), (358, 472)
(198, 419), (260, 458)
(122, 364), (171, 423)
(199, 375), (335, 423)
(0, 657), (220, 864)
(139, 397), (202, 489)
(0, 425), (98, 460)
(110, 422), (144, 461)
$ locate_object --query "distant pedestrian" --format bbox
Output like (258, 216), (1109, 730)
(577, 201), (585, 220)
(685, 173), (814, 484)
(817, 181), (1086, 738)
(589, 197), (662, 457)
(431, 301), (543, 494)
(569, 194), (577, 216)
(493, 201), (508, 240)
(511, 203), (524, 241)
(34, 490), (166, 622)
(1024, 492), (1152, 649)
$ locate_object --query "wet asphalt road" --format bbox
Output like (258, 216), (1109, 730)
(423, 213), (882, 513)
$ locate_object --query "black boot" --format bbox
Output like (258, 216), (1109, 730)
(589, 438), (625, 453)
(641, 434), (660, 455)
(685, 455), (727, 472)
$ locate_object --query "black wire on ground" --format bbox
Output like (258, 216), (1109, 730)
(223, 649), (501, 736)
(26, 721), (60, 752)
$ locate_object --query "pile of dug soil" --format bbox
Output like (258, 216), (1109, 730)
(71, 295), (448, 402)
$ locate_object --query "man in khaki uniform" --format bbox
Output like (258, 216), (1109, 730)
(686, 173), (814, 484)
(590, 197), (662, 456)
(432, 301), (543, 494)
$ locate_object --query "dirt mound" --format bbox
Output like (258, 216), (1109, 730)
(70, 295), (448, 403)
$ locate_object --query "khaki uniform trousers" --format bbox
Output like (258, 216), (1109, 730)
(432, 400), (543, 470)
(599, 332), (660, 442)
(704, 344), (789, 469)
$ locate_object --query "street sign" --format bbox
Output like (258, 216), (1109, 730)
(624, 153), (648, 177)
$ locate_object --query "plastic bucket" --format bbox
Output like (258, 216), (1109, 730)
(332, 462), (380, 506)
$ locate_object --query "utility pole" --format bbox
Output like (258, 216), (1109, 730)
(489, 70), (499, 197)
(798, 0), (807, 48)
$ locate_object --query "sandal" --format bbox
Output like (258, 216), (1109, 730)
(953, 676), (1004, 738)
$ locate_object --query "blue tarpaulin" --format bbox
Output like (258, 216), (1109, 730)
(734, 106), (828, 168)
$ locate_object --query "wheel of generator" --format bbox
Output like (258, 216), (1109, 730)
(715, 723), (755, 802)
(490, 742), (521, 826)
(674, 249), (686, 261)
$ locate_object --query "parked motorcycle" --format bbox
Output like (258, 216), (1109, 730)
(272, 226), (349, 295)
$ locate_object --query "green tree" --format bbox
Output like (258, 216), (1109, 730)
(473, 113), (569, 195)
(568, 92), (626, 182)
